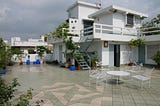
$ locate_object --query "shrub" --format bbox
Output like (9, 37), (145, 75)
(152, 51), (160, 65)
(0, 77), (32, 105)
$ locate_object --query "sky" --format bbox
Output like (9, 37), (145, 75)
(0, 0), (160, 41)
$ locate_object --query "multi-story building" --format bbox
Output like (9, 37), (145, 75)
(49, 0), (160, 67)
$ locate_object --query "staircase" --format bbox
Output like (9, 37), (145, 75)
(76, 58), (91, 70)
(74, 52), (91, 70)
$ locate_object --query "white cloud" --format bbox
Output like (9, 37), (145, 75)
(0, 6), (10, 21)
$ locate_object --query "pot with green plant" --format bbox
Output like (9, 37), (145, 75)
(152, 51), (160, 67)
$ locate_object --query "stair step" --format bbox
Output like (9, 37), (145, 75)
(79, 62), (87, 64)
(82, 67), (90, 70)
(80, 65), (88, 67)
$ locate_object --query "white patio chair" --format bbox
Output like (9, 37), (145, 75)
(95, 61), (105, 71)
(89, 69), (107, 86)
(132, 62), (143, 71)
(131, 67), (155, 89)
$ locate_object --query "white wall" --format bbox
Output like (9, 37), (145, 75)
(94, 13), (113, 25)
(53, 43), (66, 63)
(45, 54), (55, 62)
(78, 5), (99, 20)
(68, 6), (78, 19)
(79, 41), (102, 62)
(113, 12), (125, 27)
(102, 41), (109, 66)
(68, 18), (81, 35)
(145, 44), (160, 65)
(120, 44), (138, 64)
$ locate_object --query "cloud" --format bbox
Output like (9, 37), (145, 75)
(0, 6), (11, 21)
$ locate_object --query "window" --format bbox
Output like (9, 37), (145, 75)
(126, 14), (134, 26)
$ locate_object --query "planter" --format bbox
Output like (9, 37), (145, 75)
(70, 65), (76, 71)
(77, 66), (81, 70)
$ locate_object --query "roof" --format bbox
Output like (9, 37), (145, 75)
(89, 5), (148, 18)
(67, 0), (101, 12)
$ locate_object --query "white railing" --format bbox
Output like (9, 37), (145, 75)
(13, 41), (47, 46)
(139, 27), (160, 35)
(82, 23), (138, 36)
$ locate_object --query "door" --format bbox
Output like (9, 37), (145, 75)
(114, 45), (120, 67)
(138, 46), (145, 63)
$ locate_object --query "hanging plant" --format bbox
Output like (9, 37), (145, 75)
(129, 38), (144, 48)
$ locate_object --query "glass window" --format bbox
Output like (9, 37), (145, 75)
(127, 14), (134, 26)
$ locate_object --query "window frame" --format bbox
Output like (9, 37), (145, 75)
(126, 14), (134, 27)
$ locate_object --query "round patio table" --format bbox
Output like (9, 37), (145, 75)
(107, 71), (130, 84)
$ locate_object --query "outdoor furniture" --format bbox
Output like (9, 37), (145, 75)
(131, 67), (155, 89)
(106, 71), (130, 84)
(89, 69), (107, 86)
(132, 62), (143, 70)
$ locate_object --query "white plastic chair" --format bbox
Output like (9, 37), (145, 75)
(131, 67), (155, 89)
(89, 69), (107, 86)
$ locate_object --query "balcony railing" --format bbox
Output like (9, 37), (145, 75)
(139, 27), (160, 36)
(82, 23), (139, 36)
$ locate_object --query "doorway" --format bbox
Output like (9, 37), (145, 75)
(109, 44), (120, 67)
(114, 45), (120, 67)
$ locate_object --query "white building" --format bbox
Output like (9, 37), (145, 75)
(49, 0), (160, 67)
(11, 36), (48, 62)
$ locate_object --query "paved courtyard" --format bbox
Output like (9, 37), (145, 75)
(2, 64), (160, 106)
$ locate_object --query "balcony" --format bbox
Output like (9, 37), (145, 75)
(139, 27), (160, 42)
(81, 23), (139, 42)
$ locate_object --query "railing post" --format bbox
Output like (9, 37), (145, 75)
(121, 28), (123, 35)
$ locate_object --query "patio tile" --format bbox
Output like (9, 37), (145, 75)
(113, 101), (124, 106)
(3, 64), (160, 106)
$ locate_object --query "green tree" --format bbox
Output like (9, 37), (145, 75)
(51, 22), (69, 38)
(0, 38), (23, 68)
(37, 46), (46, 58)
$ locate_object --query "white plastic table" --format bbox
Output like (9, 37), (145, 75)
(107, 71), (130, 84)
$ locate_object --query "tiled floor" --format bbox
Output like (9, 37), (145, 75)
(2, 64), (160, 106)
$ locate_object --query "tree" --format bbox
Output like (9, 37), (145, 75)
(51, 22), (69, 38)
(37, 46), (46, 58)
(129, 38), (145, 48)
(0, 38), (23, 67)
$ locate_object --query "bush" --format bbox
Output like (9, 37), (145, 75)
(0, 77), (32, 106)
(28, 49), (35, 54)
(152, 51), (160, 65)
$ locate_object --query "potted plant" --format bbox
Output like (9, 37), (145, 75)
(152, 51), (160, 67)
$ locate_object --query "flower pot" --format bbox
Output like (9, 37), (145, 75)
(77, 66), (81, 70)
(70, 65), (76, 71)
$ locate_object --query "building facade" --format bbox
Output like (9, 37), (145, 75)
(49, 0), (160, 66)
